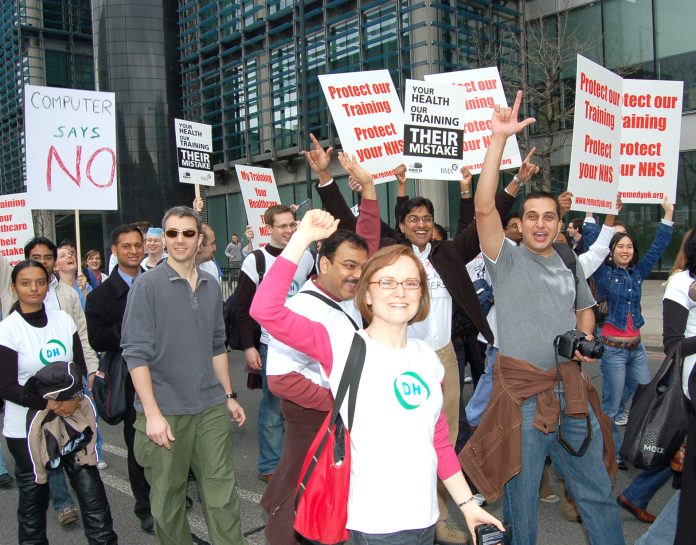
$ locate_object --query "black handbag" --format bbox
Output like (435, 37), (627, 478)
(92, 350), (128, 425)
(620, 344), (689, 469)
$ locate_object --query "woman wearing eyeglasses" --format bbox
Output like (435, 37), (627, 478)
(251, 210), (503, 544)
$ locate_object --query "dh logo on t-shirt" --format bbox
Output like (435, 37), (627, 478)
(393, 371), (431, 409)
(288, 280), (300, 297)
(39, 339), (67, 366)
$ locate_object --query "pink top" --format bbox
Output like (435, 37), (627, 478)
(602, 312), (640, 338)
(251, 256), (461, 480)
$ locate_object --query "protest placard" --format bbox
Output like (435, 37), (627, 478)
(425, 67), (521, 174)
(567, 55), (622, 214)
(175, 119), (214, 187)
(319, 70), (404, 184)
(618, 79), (683, 204)
(234, 165), (281, 249)
(403, 80), (468, 180)
(0, 194), (34, 266)
(25, 85), (118, 210)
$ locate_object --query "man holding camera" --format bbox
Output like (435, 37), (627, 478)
(460, 92), (624, 545)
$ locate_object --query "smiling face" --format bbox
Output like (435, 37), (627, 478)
(13, 265), (49, 311)
(521, 197), (560, 257)
(365, 255), (423, 326)
(612, 235), (635, 268)
(113, 231), (145, 275)
(400, 206), (434, 251)
(318, 242), (369, 301)
(145, 234), (164, 256)
(164, 215), (202, 264)
(85, 253), (101, 272)
(269, 211), (296, 249)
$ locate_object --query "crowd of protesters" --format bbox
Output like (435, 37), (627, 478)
(0, 91), (691, 545)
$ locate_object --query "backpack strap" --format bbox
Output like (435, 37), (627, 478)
(251, 249), (266, 284)
(553, 242), (579, 311)
(301, 290), (361, 331)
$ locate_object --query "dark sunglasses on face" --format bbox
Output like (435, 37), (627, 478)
(164, 229), (197, 238)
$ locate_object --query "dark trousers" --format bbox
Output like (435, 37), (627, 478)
(453, 336), (486, 452)
(6, 437), (117, 545)
(675, 403), (696, 544)
(124, 373), (151, 520)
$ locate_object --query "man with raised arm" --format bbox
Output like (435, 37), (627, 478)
(461, 91), (624, 545)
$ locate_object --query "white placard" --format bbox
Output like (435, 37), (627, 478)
(24, 85), (118, 210)
(567, 56), (622, 214)
(403, 80), (468, 180)
(174, 119), (214, 186)
(425, 67), (521, 174)
(0, 194), (34, 266)
(319, 70), (404, 184)
(619, 79), (683, 204)
(234, 165), (281, 249)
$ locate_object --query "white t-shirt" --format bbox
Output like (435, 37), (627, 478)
(407, 243), (452, 351)
(267, 280), (361, 387)
(0, 309), (77, 438)
(327, 329), (444, 533)
(663, 270), (696, 399)
(242, 248), (314, 345)
(198, 260), (221, 284)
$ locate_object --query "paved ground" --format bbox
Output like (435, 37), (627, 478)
(0, 311), (677, 544)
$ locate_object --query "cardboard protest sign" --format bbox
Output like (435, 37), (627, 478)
(618, 79), (683, 204)
(24, 85), (117, 210)
(403, 80), (468, 180)
(234, 165), (281, 249)
(319, 70), (404, 184)
(425, 67), (521, 174)
(0, 194), (34, 266)
(175, 119), (214, 187)
(567, 56), (622, 214)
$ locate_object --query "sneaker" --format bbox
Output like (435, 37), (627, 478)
(97, 460), (108, 470)
(614, 411), (629, 426)
(0, 472), (14, 488)
(257, 472), (273, 483)
(57, 506), (79, 526)
(540, 493), (560, 504)
(434, 519), (470, 545)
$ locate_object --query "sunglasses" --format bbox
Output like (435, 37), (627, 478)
(164, 229), (198, 238)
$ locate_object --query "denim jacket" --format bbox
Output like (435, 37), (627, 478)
(593, 221), (673, 330)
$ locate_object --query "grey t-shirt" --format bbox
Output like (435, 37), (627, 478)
(484, 240), (595, 370)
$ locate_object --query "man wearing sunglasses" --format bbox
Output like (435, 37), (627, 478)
(121, 206), (246, 545)
(233, 204), (315, 483)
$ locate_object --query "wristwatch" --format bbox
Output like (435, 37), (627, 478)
(225, 392), (238, 399)
(512, 174), (523, 186)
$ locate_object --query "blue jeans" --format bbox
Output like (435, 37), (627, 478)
(351, 524), (435, 545)
(466, 346), (497, 426)
(258, 343), (284, 474)
(622, 464), (673, 509)
(599, 343), (650, 455)
(49, 469), (75, 512)
(635, 491), (679, 545)
(503, 395), (624, 545)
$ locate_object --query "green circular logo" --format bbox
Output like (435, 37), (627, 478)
(393, 371), (431, 410)
(39, 339), (67, 366)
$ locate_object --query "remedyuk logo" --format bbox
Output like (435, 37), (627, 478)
(393, 371), (430, 409)
(39, 339), (67, 366)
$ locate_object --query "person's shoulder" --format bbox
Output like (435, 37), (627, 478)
(664, 270), (694, 303)
(47, 307), (77, 328)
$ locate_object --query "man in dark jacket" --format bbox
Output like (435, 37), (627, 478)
(85, 224), (153, 534)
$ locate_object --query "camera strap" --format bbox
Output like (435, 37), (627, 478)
(552, 336), (593, 457)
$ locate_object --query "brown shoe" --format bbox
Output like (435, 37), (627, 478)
(617, 494), (656, 523)
(434, 520), (470, 545)
(257, 473), (272, 483)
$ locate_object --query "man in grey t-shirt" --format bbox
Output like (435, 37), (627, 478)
(473, 92), (624, 545)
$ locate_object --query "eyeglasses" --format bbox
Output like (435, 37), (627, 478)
(273, 222), (297, 231)
(332, 259), (362, 272)
(404, 215), (434, 225)
(164, 229), (197, 238)
(505, 223), (521, 231)
(369, 279), (421, 290)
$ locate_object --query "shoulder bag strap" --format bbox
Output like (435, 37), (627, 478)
(301, 290), (360, 330)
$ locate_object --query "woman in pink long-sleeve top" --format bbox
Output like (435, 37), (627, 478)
(251, 209), (503, 545)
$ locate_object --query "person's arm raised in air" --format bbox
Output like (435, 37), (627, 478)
(475, 91), (535, 261)
(338, 153), (381, 256)
(636, 197), (674, 279)
(456, 168), (474, 236)
(250, 210), (340, 375)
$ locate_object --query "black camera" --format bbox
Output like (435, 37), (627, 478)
(474, 524), (510, 545)
(555, 329), (604, 360)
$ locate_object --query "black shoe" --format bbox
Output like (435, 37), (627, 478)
(140, 514), (155, 535)
(617, 459), (629, 471)
(186, 495), (193, 510)
(0, 473), (14, 488)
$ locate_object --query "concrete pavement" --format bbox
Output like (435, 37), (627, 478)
(635, 279), (667, 352)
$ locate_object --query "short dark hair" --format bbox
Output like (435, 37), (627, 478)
(111, 224), (144, 246)
(401, 197), (435, 224)
(503, 213), (521, 229)
(319, 230), (368, 261)
(433, 223), (448, 240)
(162, 206), (202, 233)
(570, 218), (584, 234)
(522, 191), (561, 218)
(607, 232), (640, 268)
(58, 239), (75, 249)
(263, 204), (294, 226)
(24, 237), (57, 260)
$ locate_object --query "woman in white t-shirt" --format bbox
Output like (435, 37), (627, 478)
(251, 210), (503, 544)
(0, 260), (117, 544)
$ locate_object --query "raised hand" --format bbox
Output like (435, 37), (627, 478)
(301, 133), (333, 174)
(517, 147), (540, 183)
(296, 209), (339, 243)
(338, 152), (374, 188)
(662, 196), (674, 221)
(491, 90), (535, 139)
(558, 191), (573, 219)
